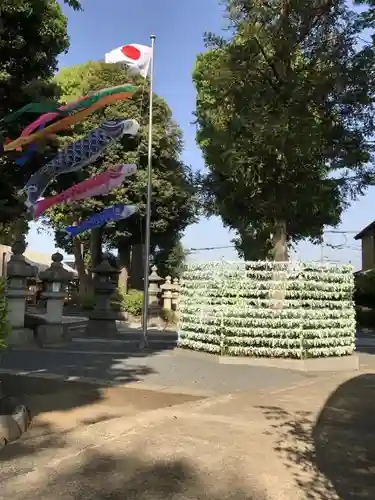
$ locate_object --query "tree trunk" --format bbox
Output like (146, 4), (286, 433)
(129, 243), (145, 290)
(117, 238), (131, 293)
(90, 228), (102, 268)
(270, 220), (288, 307)
(271, 220), (288, 262)
(73, 239), (92, 298)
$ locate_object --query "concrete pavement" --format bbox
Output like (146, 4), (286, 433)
(1, 335), (375, 498)
(0, 338), (324, 395)
(1, 369), (375, 499)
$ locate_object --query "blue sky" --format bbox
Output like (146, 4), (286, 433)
(26, 0), (373, 269)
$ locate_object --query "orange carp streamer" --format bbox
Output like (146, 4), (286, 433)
(4, 91), (134, 152)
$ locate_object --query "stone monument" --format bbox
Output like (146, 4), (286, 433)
(6, 239), (37, 345)
(38, 252), (73, 344)
(147, 265), (163, 327)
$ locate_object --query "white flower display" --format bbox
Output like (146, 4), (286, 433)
(177, 261), (356, 358)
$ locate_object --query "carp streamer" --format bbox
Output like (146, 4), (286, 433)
(64, 203), (137, 238)
(33, 163), (137, 218)
(22, 118), (140, 207)
(3, 84), (136, 152)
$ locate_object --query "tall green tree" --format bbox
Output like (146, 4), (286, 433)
(153, 238), (187, 278)
(0, 0), (81, 241)
(194, 0), (375, 260)
(355, 0), (375, 31)
(44, 61), (198, 293)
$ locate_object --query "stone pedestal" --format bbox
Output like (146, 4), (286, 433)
(38, 253), (73, 344)
(161, 276), (173, 311)
(147, 265), (163, 327)
(85, 259), (120, 338)
(6, 240), (37, 346)
(171, 278), (180, 312)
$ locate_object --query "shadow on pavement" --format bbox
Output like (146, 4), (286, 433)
(0, 374), (204, 463)
(0, 420), (69, 466)
(257, 373), (375, 499)
(0, 362), (156, 419)
(0, 359), (155, 455)
(2, 447), (267, 500)
(355, 345), (375, 355)
(0, 336), (174, 384)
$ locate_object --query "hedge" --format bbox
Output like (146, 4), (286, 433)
(177, 261), (355, 359)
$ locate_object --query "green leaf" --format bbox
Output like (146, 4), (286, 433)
(45, 61), (199, 268)
(193, 0), (375, 259)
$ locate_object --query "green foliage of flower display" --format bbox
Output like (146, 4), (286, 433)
(0, 278), (10, 348)
(178, 261), (356, 359)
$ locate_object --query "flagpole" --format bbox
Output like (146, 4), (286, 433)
(141, 34), (156, 349)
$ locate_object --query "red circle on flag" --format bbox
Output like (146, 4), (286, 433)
(121, 45), (141, 61)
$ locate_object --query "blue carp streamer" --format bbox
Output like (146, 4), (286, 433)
(22, 118), (139, 207)
(64, 203), (137, 238)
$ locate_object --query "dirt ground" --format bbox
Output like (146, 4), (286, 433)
(1, 369), (375, 499)
(0, 374), (205, 437)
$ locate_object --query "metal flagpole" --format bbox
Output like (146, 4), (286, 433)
(141, 34), (156, 349)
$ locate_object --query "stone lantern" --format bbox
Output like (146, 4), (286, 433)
(171, 278), (180, 312)
(148, 265), (163, 306)
(146, 265), (163, 327)
(39, 252), (73, 343)
(85, 259), (120, 337)
(6, 239), (38, 345)
(161, 276), (173, 311)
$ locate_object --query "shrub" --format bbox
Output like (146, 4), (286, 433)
(120, 289), (144, 316)
(356, 305), (375, 329)
(354, 269), (375, 308)
(178, 261), (356, 359)
(0, 278), (10, 348)
(79, 293), (96, 310)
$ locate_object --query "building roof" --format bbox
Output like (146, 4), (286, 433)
(0, 244), (77, 277)
(354, 221), (375, 240)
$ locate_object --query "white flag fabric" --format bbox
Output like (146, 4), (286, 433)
(105, 43), (152, 78)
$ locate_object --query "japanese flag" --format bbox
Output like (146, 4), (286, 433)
(105, 43), (152, 78)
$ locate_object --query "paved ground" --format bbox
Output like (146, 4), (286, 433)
(0, 337), (329, 395)
(0, 375), (205, 432)
(2, 333), (375, 393)
(1, 335), (374, 498)
(1, 369), (375, 499)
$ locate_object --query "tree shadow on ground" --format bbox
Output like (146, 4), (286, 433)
(0, 338), (180, 430)
(257, 373), (375, 499)
(0, 373), (204, 463)
(1, 446), (268, 500)
(0, 419), (69, 466)
(0, 334), (174, 384)
(0, 362), (156, 417)
(355, 345), (375, 355)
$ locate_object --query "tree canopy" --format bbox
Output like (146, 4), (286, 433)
(42, 61), (198, 285)
(355, 0), (375, 31)
(0, 0), (80, 240)
(193, 0), (375, 260)
(153, 239), (187, 278)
